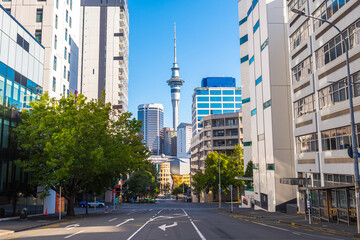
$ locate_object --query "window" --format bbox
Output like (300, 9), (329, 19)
(196, 90), (209, 95)
(197, 97), (209, 102)
(36, 9), (43, 22)
(294, 94), (315, 118)
(296, 133), (318, 154)
(64, 47), (67, 59)
(210, 90), (221, 95)
(55, 15), (58, 29)
(240, 34), (248, 45)
(67, 89), (69, 97)
(313, 0), (352, 30)
(251, 108), (256, 116)
(241, 55), (249, 63)
(242, 97), (250, 104)
(68, 34), (71, 45)
(210, 96), (221, 101)
(34, 30), (42, 43)
(266, 164), (275, 170)
(68, 53), (71, 63)
(52, 77), (56, 91)
(288, 0), (307, 19)
(53, 56), (57, 71)
(63, 66), (66, 79)
(235, 90), (241, 95)
(65, 28), (68, 41)
(198, 110), (209, 115)
(244, 141), (252, 146)
(211, 103), (222, 108)
(66, 10), (68, 23)
(316, 18), (360, 69)
(223, 103), (234, 108)
(67, 71), (70, 82)
(322, 126), (351, 151)
(197, 103), (209, 108)
(292, 56), (312, 83)
(69, 17), (72, 27)
(223, 97), (234, 101)
(249, 56), (254, 65)
(263, 99), (271, 109)
(290, 20), (309, 51)
(255, 76), (262, 85)
(54, 35), (57, 49)
(261, 38), (269, 51)
(223, 90), (234, 95)
(239, 16), (247, 26)
(70, 0), (72, 10)
(56, 0), (58, 8)
(63, 85), (65, 96)
(253, 20), (260, 33)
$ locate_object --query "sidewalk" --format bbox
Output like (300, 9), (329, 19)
(220, 203), (359, 238)
(0, 210), (111, 237)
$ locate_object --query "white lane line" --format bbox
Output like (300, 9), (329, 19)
(65, 224), (80, 231)
(256, 222), (343, 240)
(127, 209), (164, 240)
(108, 218), (117, 222)
(116, 218), (134, 227)
(127, 211), (136, 215)
(182, 209), (206, 240)
(149, 209), (153, 211)
(64, 230), (85, 239)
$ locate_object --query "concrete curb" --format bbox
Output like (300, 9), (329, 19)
(277, 219), (360, 238)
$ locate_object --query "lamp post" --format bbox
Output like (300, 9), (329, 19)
(292, 9), (360, 233)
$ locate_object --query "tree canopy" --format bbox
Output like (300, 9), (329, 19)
(192, 145), (245, 200)
(127, 165), (159, 200)
(15, 93), (150, 215)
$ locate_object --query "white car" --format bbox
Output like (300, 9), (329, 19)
(86, 201), (105, 208)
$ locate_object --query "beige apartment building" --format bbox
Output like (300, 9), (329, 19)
(2, 0), (81, 99)
(287, 0), (360, 223)
(190, 112), (243, 202)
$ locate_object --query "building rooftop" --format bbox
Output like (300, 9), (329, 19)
(201, 77), (236, 88)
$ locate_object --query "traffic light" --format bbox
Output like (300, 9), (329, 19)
(116, 185), (121, 197)
(348, 146), (353, 158)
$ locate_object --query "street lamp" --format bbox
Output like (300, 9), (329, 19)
(292, 8), (360, 233)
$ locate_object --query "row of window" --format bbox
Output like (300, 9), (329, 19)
(292, 56), (312, 83)
(197, 96), (241, 102)
(296, 124), (360, 153)
(290, 20), (309, 51)
(294, 71), (360, 118)
(196, 90), (241, 96)
(197, 103), (242, 109)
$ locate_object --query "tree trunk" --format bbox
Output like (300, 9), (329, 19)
(67, 194), (75, 216)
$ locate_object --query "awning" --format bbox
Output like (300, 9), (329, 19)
(298, 184), (354, 191)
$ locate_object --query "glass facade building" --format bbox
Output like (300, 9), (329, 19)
(191, 78), (242, 135)
(0, 6), (44, 217)
(138, 104), (164, 155)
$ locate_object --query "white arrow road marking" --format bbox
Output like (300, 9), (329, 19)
(108, 218), (117, 222)
(64, 230), (85, 239)
(65, 224), (80, 231)
(116, 218), (134, 227)
(158, 222), (178, 231)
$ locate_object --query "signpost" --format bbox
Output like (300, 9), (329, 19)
(229, 185), (233, 213)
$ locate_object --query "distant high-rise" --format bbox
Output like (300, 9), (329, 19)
(160, 127), (177, 156)
(177, 123), (192, 159)
(192, 77), (242, 136)
(138, 104), (164, 155)
(167, 23), (184, 129)
(79, 0), (129, 111)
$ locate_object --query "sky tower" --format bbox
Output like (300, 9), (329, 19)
(167, 23), (184, 130)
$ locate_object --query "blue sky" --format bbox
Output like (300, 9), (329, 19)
(127, 0), (241, 127)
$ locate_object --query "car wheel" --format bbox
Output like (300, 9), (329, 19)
(99, 204), (104, 208)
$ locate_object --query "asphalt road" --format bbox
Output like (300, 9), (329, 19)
(0, 200), (353, 240)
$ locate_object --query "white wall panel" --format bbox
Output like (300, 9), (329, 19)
(29, 38), (35, 57)
(22, 49), (29, 76)
(28, 55), (34, 81)
(33, 60), (39, 86)
(0, 32), (9, 65)
(2, 13), (10, 37)
(8, 40), (16, 69)
(9, 20), (17, 41)
(15, 45), (23, 72)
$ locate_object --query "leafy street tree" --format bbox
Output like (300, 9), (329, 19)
(171, 187), (183, 199)
(244, 160), (254, 189)
(15, 93), (150, 216)
(127, 163), (159, 200)
(192, 145), (245, 201)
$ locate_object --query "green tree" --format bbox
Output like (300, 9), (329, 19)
(171, 187), (183, 198)
(244, 160), (254, 190)
(192, 171), (207, 202)
(15, 93), (149, 216)
(127, 170), (158, 200)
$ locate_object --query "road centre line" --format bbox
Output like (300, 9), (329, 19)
(108, 218), (117, 222)
(64, 230), (85, 239)
(182, 209), (206, 240)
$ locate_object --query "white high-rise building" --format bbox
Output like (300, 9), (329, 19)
(177, 123), (192, 159)
(238, 0), (296, 212)
(2, 0), (81, 99)
(79, 0), (129, 110)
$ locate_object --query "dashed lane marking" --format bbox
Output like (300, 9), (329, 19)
(64, 230), (85, 239)
(108, 218), (117, 222)
(182, 208), (206, 240)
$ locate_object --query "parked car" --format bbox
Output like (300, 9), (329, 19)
(79, 201), (105, 208)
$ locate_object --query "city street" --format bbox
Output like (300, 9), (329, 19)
(0, 200), (352, 240)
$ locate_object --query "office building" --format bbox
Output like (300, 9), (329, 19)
(172, 175), (190, 189)
(177, 123), (192, 159)
(2, 0), (80, 99)
(0, 5), (44, 216)
(160, 127), (177, 156)
(238, 0), (296, 212)
(192, 77), (242, 136)
(287, 0), (360, 223)
(138, 103), (164, 155)
(79, 0), (128, 110)
(158, 162), (173, 195)
(167, 23), (184, 129)
(191, 112), (243, 202)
